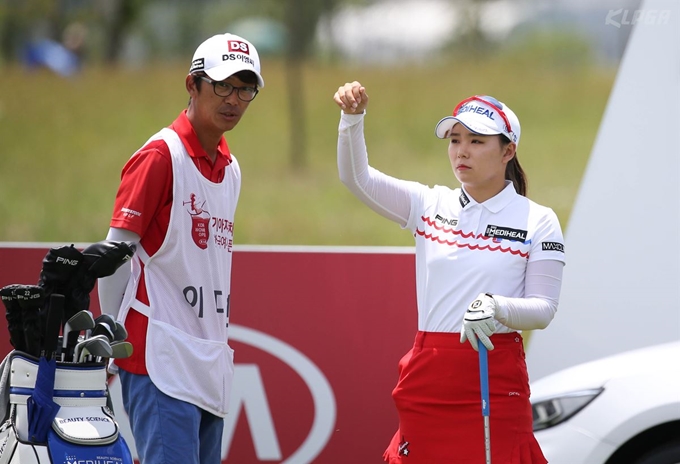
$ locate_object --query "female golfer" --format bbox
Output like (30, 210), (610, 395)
(333, 81), (565, 464)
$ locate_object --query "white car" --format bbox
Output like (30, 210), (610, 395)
(530, 341), (680, 464)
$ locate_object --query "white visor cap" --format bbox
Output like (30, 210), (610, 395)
(434, 96), (520, 147)
(189, 33), (264, 88)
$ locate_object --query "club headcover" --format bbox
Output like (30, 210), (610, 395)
(1, 284), (27, 351)
(14, 285), (45, 357)
(38, 244), (85, 288)
(81, 240), (136, 279)
(14, 285), (46, 310)
(62, 240), (136, 321)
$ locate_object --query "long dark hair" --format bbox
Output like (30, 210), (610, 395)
(501, 136), (527, 196)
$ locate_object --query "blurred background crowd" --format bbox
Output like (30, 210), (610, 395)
(0, 0), (643, 246)
(3, 0), (640, 75)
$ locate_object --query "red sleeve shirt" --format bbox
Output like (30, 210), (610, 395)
(110, 110), (232, 374)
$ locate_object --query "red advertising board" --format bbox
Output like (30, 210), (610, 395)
(0, 243), (417, 463)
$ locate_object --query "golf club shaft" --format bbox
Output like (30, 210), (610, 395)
(478, 342), (491, 464)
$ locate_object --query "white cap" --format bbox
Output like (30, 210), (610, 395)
(189, 33), (264, 88)
(434, 95), (520, 147)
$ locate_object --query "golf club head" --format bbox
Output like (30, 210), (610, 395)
(74, 334), (112, 363)
(96, 313), (128, 342)
(112, 321), (128, 342)
(92, 321), (115, 342)
(62, 310), (95, 361)
(109, 341), (133, 359)
(94, 313), (116, 327)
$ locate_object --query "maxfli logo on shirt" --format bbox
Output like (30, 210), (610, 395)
(184, 193), (210, 250)
(541, 241), (565, 252)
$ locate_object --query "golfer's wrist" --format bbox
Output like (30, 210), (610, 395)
(489, 294), (508, 324)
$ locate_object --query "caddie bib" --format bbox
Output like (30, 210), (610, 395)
(117, 128), (238, 417)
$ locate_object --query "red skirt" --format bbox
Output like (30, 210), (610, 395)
(383, 332), (547, 464)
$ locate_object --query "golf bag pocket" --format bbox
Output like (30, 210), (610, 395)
(51, 406), (118, 445)
(8, 354), (109, 444)
(2, 352), (132, 463)
(48, 428), (132, 464)
(0, 423), (52, 464)
(0, 420), (18, 464)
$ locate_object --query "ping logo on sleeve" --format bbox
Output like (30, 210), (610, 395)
(228, 40), (250, 54)
(541, 241), (564, 252)
(485, 224), (528, 243)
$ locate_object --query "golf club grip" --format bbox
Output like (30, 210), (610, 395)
(66, 329), (81, 359)
(478, 343), (491, 463)
(44, 294), (65, 358)
(478, 343), (490, 417)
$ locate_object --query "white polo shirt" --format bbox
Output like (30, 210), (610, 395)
(405, 182), (565, 333)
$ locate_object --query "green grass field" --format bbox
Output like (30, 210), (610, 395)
(0, 56), (616, 246)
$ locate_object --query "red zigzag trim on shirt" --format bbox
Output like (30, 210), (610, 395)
(417, 216), (529, 258)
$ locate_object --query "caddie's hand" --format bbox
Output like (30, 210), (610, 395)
(460, 293), (497, 351)
(333, 81), (368, 114)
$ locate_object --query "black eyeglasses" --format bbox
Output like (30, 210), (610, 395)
(198, 76), (259, 102)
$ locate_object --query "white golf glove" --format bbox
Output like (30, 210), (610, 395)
(460, 293), (497, 351)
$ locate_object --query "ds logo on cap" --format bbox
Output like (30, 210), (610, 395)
(228, 40), (250, 54)
(190, 33), (265, 87)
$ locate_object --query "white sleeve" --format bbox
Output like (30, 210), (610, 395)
(492, 259), (564, 330)
(97, 227), (140, 320)
(338, 112), (420, 228)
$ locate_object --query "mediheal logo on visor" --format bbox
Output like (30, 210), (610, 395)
(458, 104), (495, 121)
(228, 40), (250, 54)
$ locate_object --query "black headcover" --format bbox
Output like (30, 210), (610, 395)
(14, 285), (46, 357)
(37, 244), (84, 293)
(1, 284), (27, 352)
(0, 285), (45, 356)
(81, 240), (137, 281)
(67, 240), (136, 321)
(38, 240), (136, 323)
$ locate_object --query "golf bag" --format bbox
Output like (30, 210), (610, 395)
(0, 240), (136, 463)
(0, 351), (133, 464)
